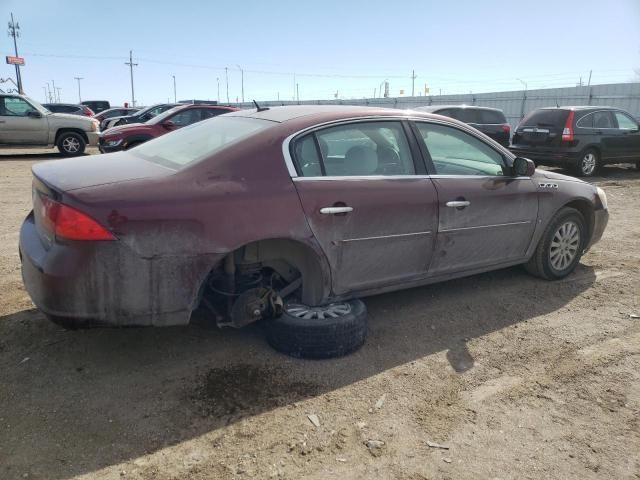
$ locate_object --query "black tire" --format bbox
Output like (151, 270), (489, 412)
(635, 159), (640, 171)
(57, 132), (86, 157)
(574, 148), (600, 177)
(524, 207), (587, 280)
(265, 299), (367, 359)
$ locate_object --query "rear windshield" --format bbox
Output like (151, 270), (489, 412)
(439, 108), (506, 124)
(131, 116), (271, 169)
(520, 109), (569, 128)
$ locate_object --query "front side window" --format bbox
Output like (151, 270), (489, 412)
(293, 121), (415, 177)
(0, 97), (37, 116)
(614, 111), (638, 130)
(415, 122), (506, 176)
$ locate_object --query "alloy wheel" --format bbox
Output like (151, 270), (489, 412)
(285, 302), (352, 320)
(549, 220), (581, 271)
(581, 153), (597, 176)
(62, 137), (80, 153)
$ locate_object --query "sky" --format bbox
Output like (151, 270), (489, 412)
(1, 0), (639, 107)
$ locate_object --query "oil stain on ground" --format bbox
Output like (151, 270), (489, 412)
(192, 364), (321, 419)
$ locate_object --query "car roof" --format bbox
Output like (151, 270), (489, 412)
(414, 104), (504, 113)
(225, 105), (438, 124)
(43, 103), (81, 107)
(538, 106), (618, 111)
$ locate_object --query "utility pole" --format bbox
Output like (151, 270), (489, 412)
(411, 69), (417, 97)
(51, 79), (57, 101)
(8, 13), (23, 93)
(74, 77), (83, 102)
(587, 69), (592, 87)
(293, 73), (296, 101)
(124, 50), (138, 107)
(56, 87), (61, 103)
(296, 83), (299, 102)
(46, 82), (52, 102)
(517, 78), (527, 120)
(216, 77), (220, 103)
(172, 75), (176, 102)
(225, 67), (229, 104)
(236, 65), (244, 103)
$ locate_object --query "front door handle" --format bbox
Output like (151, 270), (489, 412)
(320, 206), (353, 215)
(446, 200), (471, 208)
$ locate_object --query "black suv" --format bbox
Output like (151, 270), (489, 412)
(415, 105), (511, 147)
(510, 106), (640, 177)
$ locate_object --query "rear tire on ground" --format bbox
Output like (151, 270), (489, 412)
(524, 207), (587, 280)
(265, 299), (367, 359)
(574, 148), (600, 177)
(57, 132), (86, 157)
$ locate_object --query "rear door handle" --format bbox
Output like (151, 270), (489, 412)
(446, 200), (471, 208)
(320, 206), (353, 215)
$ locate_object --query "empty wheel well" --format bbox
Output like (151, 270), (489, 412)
(55, 128), (88, 143)
(563, 199), (594, 241)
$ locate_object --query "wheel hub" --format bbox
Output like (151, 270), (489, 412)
(549, 221), (580, 271)
(581, 153), (596, 175)
(285, 302), (352, 320)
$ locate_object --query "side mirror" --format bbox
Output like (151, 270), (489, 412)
(513, 157), (536, 177)
(163, 120), (176, 129)
(27, 111), (42, 119)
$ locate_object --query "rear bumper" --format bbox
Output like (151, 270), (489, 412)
(585, 208), (608, 252)
(19, 212), (219, 327)
(509, 146), (580, 166)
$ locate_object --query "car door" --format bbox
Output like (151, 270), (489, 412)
(0, 96), (48, 145)
(589, 110), (621, 161)
(612, 111), (640, 160)
(411, 120), (538, 275)
(290, 120), (439, 295)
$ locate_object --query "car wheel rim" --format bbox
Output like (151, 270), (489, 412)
(285, 302), (352, 320)
(62, 137), (80, 153)
(581, 153), (596, 175)
(549, 220), (581, 271)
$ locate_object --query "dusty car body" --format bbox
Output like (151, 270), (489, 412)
(20, 106), (608, 331)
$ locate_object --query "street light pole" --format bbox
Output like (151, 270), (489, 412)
(172, 75), (176, 103)
(225, 67), (229, 104)
(236, 65), (244, 103)
(74, 77), (83, 102)
(125, 50), (138, 107)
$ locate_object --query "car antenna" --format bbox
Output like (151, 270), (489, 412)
(253, 99), (269, 112)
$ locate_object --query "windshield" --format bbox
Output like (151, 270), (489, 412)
(131, 116), (272, 169)
(24, 96), (51, 114)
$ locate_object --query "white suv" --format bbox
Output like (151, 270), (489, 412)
(0, 94), (100, 156)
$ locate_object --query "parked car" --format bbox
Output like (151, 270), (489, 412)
(98, 104), (238, 152)
(415, 105), (511, 147)
(102, 103), (180, 130)
(94, 107), (140, 130)
(43, 103), (94, 116)
(19, 106), (608, 359)
(81, 100), (110, 114)
(510, 106), (640, 176)
(0, 93), (100, 155)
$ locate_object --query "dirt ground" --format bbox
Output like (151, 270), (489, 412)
(0, 148), (639, 480)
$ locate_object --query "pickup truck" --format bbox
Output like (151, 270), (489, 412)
(0, 93), (100, 156)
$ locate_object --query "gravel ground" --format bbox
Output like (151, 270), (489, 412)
(0, 149), (639, 480)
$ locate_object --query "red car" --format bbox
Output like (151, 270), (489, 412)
(98, 104), (238, 152)
(20, 106), (608, 359)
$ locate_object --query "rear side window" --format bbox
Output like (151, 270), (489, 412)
(520, 109), (569, 128)
(592, 111), (614, 128)
(293, 121), (415, 177)
(479, 110), (506, 124)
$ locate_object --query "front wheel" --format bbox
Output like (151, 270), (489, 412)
(524, 207), (587, 280)
(57, 132), (86, 156)
(575, 148), (600, 177)
(265, 299), (367, 359)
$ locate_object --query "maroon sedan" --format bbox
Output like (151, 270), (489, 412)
(98, 103), (238, 152)
(20, 106), (608, 358)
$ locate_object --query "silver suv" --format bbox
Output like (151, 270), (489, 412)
(0, 94), (100, 156)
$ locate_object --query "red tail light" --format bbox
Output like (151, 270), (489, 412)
(40, 195), (115, 241)
(83, 106), (95, 116)
(562, 111), (575, 142)
(501, 124), (511, 133)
